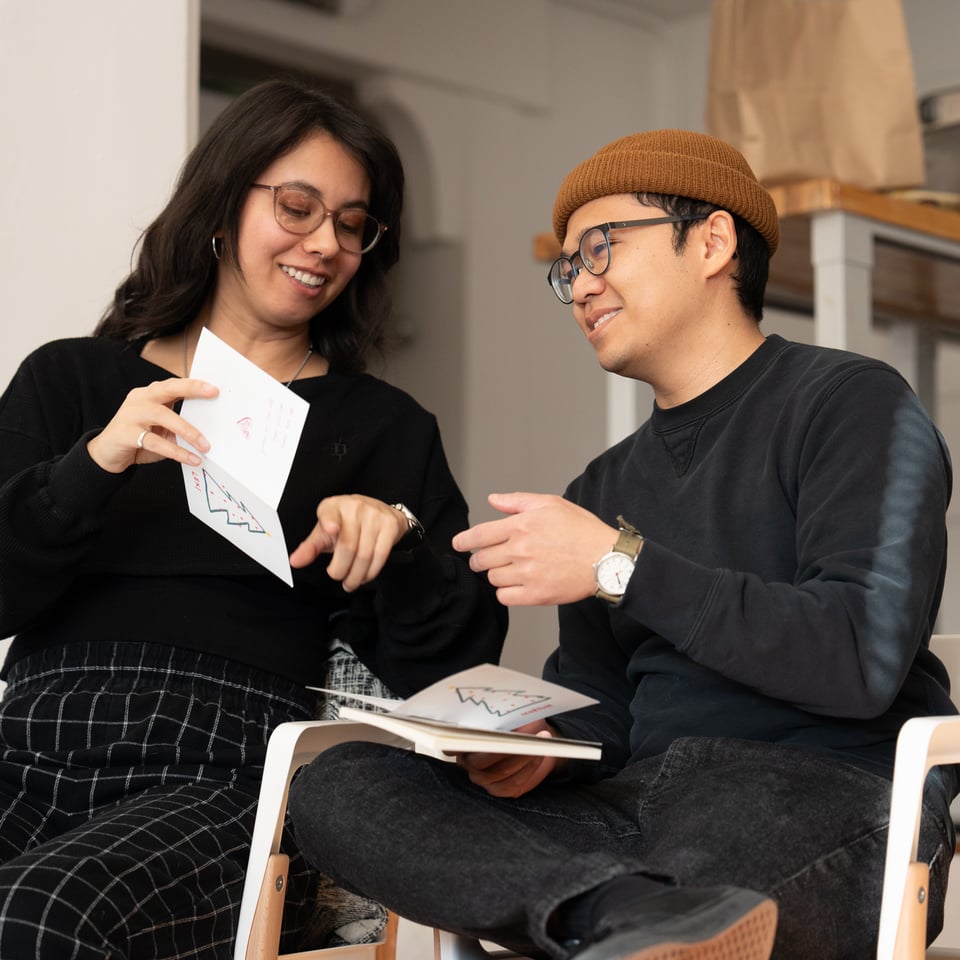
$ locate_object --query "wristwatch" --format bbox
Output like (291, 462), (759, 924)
(594, 516), (644, 605)
(392, 502), (425, 549)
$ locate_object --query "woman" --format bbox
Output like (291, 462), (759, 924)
(0, 78), (506, 959)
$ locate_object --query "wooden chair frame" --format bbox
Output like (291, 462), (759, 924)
(234, 721), (405, 960)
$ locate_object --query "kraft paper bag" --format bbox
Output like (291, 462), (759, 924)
(705, 0), (925, 189)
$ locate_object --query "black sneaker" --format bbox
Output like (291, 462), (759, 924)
(570, 885), (777, 960)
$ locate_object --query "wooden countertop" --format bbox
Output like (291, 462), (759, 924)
(765, 179), (960, 333)
(767, 179), (960, 243)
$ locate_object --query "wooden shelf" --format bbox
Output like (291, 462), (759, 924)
(766, 179), (960, 333)
(533, 232), (561, 263)
(768, 179), (960, 243)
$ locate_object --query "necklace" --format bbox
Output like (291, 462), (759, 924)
(283, 346), (314, 387)
(182, 328), (313, 387)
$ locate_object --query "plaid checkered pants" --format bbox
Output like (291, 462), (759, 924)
(0, 641), (384, 960)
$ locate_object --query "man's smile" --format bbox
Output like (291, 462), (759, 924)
(587, 307), (621, 332)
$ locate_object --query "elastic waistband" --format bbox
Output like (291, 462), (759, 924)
(4, 640), (316, 716)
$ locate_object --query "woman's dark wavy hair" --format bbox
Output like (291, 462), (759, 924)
(634, 192), (769, 322)
(95, 78), (404, 373)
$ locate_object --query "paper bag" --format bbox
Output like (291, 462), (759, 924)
(705, 0), (925, 190)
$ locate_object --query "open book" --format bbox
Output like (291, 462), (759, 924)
(310, 663), (602, 762)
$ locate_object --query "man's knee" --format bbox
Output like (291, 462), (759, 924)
(289, 741), (401, 827)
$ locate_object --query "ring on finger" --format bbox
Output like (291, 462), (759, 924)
(136, 429), (149, 449)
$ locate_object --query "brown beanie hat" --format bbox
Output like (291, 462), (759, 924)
(552, 129), (780, 256)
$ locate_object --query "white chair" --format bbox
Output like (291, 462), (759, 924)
(234, 720), (405, 960)
(235, 636), (960, 960)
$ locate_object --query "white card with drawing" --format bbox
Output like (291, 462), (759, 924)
(311, 663), (600, 731)
(178, 329), (310, 585)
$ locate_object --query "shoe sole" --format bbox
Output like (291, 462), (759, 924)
(577, 898), (777, 960)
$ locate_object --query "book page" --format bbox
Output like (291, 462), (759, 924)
(311, 663), (598, 732)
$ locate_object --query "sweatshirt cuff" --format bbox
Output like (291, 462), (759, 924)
(622, 537), (719, 650)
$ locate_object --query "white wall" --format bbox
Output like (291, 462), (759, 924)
(0, 0), (198, 678)
(0, 0), (198, 388)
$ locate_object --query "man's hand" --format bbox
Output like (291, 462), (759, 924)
(453, 720), (564, 797)
(451, 492), (616, 606)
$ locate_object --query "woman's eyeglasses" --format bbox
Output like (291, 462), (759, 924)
(547, 216), (704, 303)
(252, 182), (387, 254)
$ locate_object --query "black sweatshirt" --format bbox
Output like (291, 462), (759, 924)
(0, 337), (506, 695)
(545, 336), (957, 788)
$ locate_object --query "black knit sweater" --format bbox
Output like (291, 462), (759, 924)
(0, 337), (506, 694)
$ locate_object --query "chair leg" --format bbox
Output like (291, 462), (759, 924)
(893, 861), (929, 960)
(245, 852), (291, 960)
(374, 912), (399, 960)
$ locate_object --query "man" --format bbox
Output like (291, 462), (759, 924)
(288, 130), (958, 960)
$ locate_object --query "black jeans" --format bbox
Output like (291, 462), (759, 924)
(288, 737), (955, 960)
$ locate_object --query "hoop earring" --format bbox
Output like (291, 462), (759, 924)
(211, 236), (223, 261)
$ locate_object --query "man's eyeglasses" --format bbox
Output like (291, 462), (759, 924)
(547, 216), (704, 304)
(252, 182), (387, 254)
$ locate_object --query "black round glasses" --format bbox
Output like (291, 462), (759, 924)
(547, 216), (704, 303)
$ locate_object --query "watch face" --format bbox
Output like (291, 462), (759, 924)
(596, 552), (635, 596)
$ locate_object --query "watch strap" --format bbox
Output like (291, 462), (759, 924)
(612, 527), (644, 561)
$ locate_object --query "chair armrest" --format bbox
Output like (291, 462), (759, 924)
(877, 715), (960, 960)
